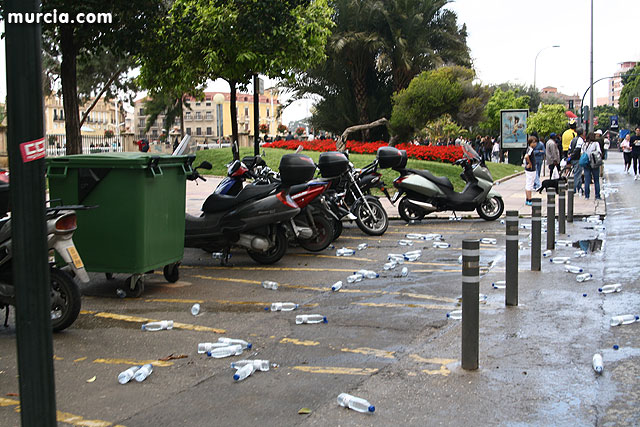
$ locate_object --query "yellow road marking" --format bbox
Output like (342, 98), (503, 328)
(80, 310), (97, 315)
(341, 347), (395, 359)
(353, 302), (454, 310)
(91, 312), (225, 334)
(145, 298), (204, 304)
(192, 275), (260, 285)
(292, 253), (375, 263)
(93, 358), (173, 367)
(292, 366), (378, 376)
(0, 398), (125, 427)
(73, 357), (87, 363)
(409, 354), (457, 376)
(185, 266), (357, 272)
(423, 366), (452, 376)
(280, 338), (320, 346)
(53, 355), (64, 361)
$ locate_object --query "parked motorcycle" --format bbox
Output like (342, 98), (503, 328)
(0, 197), (88, 332)
(392, 143), (504, 222)
(184, 153), (317, 264)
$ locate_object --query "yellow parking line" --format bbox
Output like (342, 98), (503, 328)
(291, 253), (375, 263)
(0, 398), (125, 427)
(280, 338), (320, 346)
(145, 298), (205, 304)
(292, 366), (379, 376)
(352, 302), (454, 310)
(341, 347), (395, 359)
(410, 354), (457, 376)
(93, 358), (173, 367)
(91, 312), (226, 334)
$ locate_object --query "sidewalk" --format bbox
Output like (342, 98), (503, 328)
(186, 170), (607, 219)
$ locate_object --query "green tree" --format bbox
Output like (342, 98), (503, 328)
(592, 105), (619, 132)
(526, 104), (566, 139)
(479, 88), (530, 135)
(495, 83), (541, 113)
(619, 64), (640, 127)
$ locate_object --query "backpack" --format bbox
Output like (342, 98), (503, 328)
(579, 152), (590, 167)
(590, 147), (603, 168)
(569, 137), (581, 160)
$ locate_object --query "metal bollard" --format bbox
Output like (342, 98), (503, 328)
(531, 200), (541, 271)
(461, 239), (480, 370)
(505, 211), (519, 306)
(546, 188), (556, 251)
(567, 182), (574, 223)
(558, 182), (566, 234)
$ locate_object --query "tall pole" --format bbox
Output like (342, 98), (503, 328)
(253, 74), (260, 155)
(534, 45), (560, 89)
(588, 0), (594, 133)
(5, 0), (57, 424)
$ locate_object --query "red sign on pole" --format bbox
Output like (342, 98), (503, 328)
(19, 137), (46, 163)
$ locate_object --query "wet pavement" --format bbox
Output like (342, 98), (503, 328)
(0, 152), (637, 426)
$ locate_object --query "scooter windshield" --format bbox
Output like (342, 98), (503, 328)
(461, 143), (481, 162)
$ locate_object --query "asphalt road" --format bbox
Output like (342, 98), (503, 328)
(0, 151), (638, 426)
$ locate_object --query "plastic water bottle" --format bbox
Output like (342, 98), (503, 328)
(542, 250), (552, 257)
(481, 238), (497, 245)
(426, 233), (443, 240)
(331, 281), (343, 292)
(233, 363), (256, 382)
(406, 233), (425, 240)
(357, 243), (368, 250)
(565, 265), (584, 274)
(598, 284), (622, 294)
(574, 250), (587, 258)
(492, 281), (506, 289)
(556, 239), (572, 246)
(337, 393), (375, 413)
(395, 267), (408, 277)
(361, 270), (379, 279)
(218, 337), (252, 350)
(446, 310), (462, 320)
(550, 257), (570, 264)
(576, 273), (592, 282)
(207, 344), (243, 358)
(610, 314), (639, 326)
(211, 252), (225, 259)
(409, 219), (421, 225)
(262, 280), (279, 290)
(398, 239), (413, 246)
(347, 273), (363, 283)
(118, 366), (141, 384)
(592, 354), (603, 374)
(231, 359), (270, 372)
(433, 242), (450, 249)
(116, 288), (127, 298)
(404, 253), (420, 262)
(388, 254), (405, 264)
(271, 302), (298, 312)
(198, 342), (230, 354)
(191, 303), (201, 316)
(404, 249), (422, 256)
(383, 262), (397, 270)
(141, 320), (173, 332)
(457, 255), (463, 264)
(336, 248), (356, 257)
(520, 223), (532, 229)
(133, 364), (153, 382)
(296, 314), (327, 324)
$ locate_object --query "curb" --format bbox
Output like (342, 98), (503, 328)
(495, 170), (525, 184)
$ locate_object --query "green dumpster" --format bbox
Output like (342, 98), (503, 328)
(46, 153), (192, 295)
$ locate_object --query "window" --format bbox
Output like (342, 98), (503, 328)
(139, 118), (145, 128)
(206, 102), (211, 107)
(266, 108), (270, 118)
(152, 129), (158, 137)
(185, 112), (192, 120)
(244, 107), (249, 117)
(195, 102), (201, 106)
(195, 111), (202, 120)
(186, 128), (192, 135)
(205, 111), (212, 120)
(196, 127), (201, 136)
(139, 108), (144, 115)
(206, 127), (212, 135)
(53, 110), (58, 120)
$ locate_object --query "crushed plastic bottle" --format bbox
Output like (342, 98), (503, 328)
(404, 253), (421, 262)
(116, 288), (127, 298)
(337, 393), (375, 413)
(331, 281), (343, 292)
(336, 248), (356, 257)
(398, 239), (414, 246)
(296, 314), (327, 324)
(383, 262), (397, 270)
(270, 302), (298, 312)
(549, 257), (570, 264)
(433, 242), (451, 249)
(520, 223), (532, 230)
(233, 363), (256, 382)
(362, 271), (379, 279)
(573, 250), (587, 258)
(446, 310), (462, 320)
(218, 337), (252, 350)
(598, 284), (622, 294)
(406, 233), (426, 240)
(388, 254), (405, 264)
(198, 342), (230, 354)
(118, 366), (141, 384)
(457, 255), (463, 264)
(565, 265), (584, 274)
(592, 354), (603, 374)
(133, 364), (153, 382)
(610, 314), (639, 326)
(191, 303), (201, 316)
(211, 252), (225, 259)
(480, 238), (497, 245)
(448, 215), (461, 221)
(141, 320), (173, 332)
(576, 273), (593, 282)
(207, 344), (243, 358)
(357, 243), (368, 251)
(425, 233), (443, 241)
(347, 273), (363, 283)
(262, 280), (279, 290)
(231, 359), (270, 372)
(542, 250), (553, 257)
(492, 281), (506, 289)
(395, 267), (409, 277)
(556, 239), (573, 246)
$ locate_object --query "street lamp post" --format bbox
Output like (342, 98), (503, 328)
(534, 45), (560, 89)
(213, 93), (225, 140)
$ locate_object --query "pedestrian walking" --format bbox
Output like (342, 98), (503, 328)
(630, 127), (640, 180)
(546, 133), (561, 177)
(491, 138), (500, 162)
(533, 135), (545, 189)
(569, 127), (585, 196)
(621, 133), (632, 174)
(524, 136), (537, 206)
(561, 119), (578, 158)
(582, 132), (602, 200)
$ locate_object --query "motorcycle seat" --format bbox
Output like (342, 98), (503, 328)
(408, 169), (454, 190)
(288, 183), (310, 195)
(202, 183), (278, 213)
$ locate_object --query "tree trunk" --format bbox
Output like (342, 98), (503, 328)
(60, 26), (82, 155)
(229, 80), (239, 161)
(336, 117), (389, 151)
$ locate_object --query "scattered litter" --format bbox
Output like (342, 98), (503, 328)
(159, 354), (188, 362)
(433, 242), (450, 249)
(610, 314), (639, 327)
(403, 252), (421, 262)
(406, 233), (426, 240)
(337, 393), (375, 413)
(449, 215), (461, 221)
(336, 248), (356, 257)
(198, 342), (230, 354)
(520, 223), (532, 230)
(598, 284), (621, 294)
(457, 294), (487, 304)
(116, 288), (126, 298)
(383, 261), (398, 270)
(233, 363), (255, 382)
(262, 280), (279, 290)
(231, 360), (270, 372)
(409, 219), (421, 225)
(613, 345), (619, 350)
(395, 267), (409, 278)
(219, 338), (252, 350)
(542, 250), (552, 257)
(118, 366), (140, 384)
(480, 238), (497, 245)
(549, 257), (570, 264)
(191, 303), (201, 316)
(458, 255), (463, 264)
(270, 302), (298, 312)
(86, 376), (97, 383)
(134, 364), (153, 382)
(208, 344), (243, 358)
(592, 354), (603, 374)
(565, 265), (584, 274)
(357, 243), (368, 251)
(574, 250), (587, 258)
(492, 281), (506, 289)
(347, 273), (363, 283)
(387, 254), (405, 264)
(446, 310), (462, 320)
(331, 281), (343, 292)
(398, 240), (413, 246)
(556, 239), (572, 246)
(576, 273), (592, 283)
(141, 320), (173, 332)
(298, 408), (312, 415)
(296, 314), (327, 324)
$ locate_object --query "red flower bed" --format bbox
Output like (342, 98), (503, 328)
(263, 139), (463, 164)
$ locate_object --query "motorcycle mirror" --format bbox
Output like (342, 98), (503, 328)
(198, 161), (213, 170)
(295, 145), (303, 153)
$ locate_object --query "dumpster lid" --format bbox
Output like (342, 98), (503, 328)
(46, 152), (192, 169)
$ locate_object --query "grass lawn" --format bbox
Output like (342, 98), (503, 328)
(194, 147), (523, 192)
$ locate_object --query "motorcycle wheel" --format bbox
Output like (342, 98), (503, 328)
(398, 197), (426, 223)
(247, 227), (288, 264)
(299, 214), (334, 252)
(353, 198), (388, 236)
(50, 267), (81, 332)
(332, 219), (343, 241)
(476, 196), (504, 221)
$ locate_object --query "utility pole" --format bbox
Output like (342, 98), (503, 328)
(5, 0), (57, 425)
(588, 0), (594, 133)
(253, 74), (260, 155)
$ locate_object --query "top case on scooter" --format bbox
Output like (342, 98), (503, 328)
(279, 154), (317, 185)
(202, 184), (278, 213)
(318, 152), (349, 178)
(376, 146), (403, 169)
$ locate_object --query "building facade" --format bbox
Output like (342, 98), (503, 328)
(44, 95), (125, 136)
(607, 61), (638, 108)
(539, 87), (582, 111)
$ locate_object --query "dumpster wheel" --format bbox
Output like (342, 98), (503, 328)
(163, 262), (180, 283)
(127, 274), (145, 298)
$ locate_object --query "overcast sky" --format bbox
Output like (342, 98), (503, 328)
(2, 0), (639, 123)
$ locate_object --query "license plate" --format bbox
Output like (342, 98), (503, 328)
(391, 191), (400, 203)
(67, 246), (84, 269)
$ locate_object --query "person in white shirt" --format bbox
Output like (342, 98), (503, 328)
(581, 132), (602, 200)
